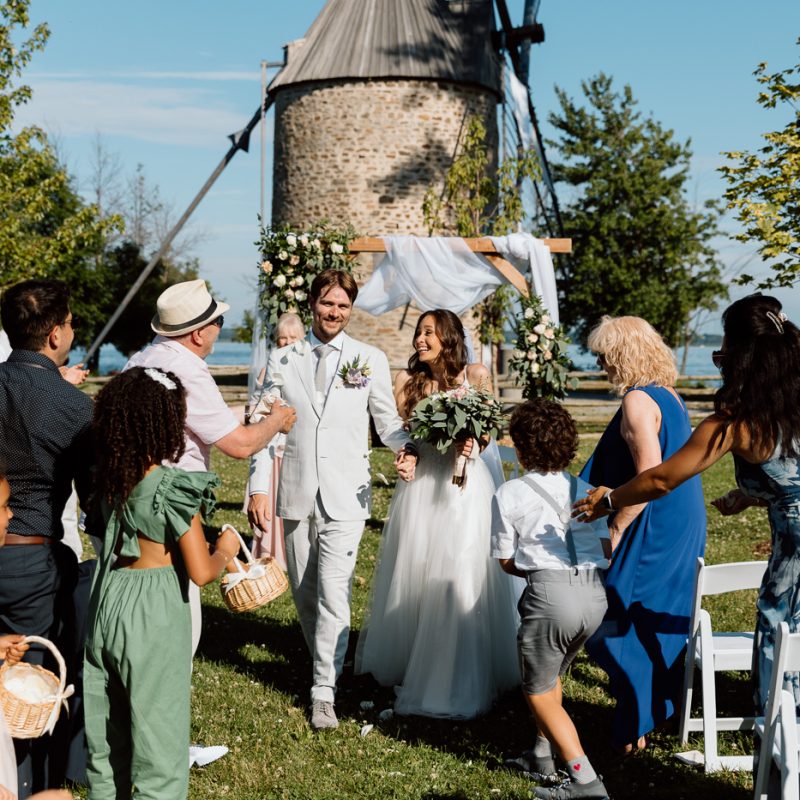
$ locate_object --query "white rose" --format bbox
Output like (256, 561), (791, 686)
(261, 260), (273, 274)
(531, 362), (541, 374)
(524, 308), (535, 319)
(526, 333), (538, 344)
(299, 234), (309, 247)
(278, 250), (288, 261)
(294, 290), (307, 301)
(544, 328), (555, 339)
(285, 266), (294, 276)
(330, 242), (344, 254)
(289, 254), (300, 266)
(284, 288), (295, 300)
(311, 238), (321, 249)
(533, 323), (546, 334)
(526, 351), (536, 361)
(544, 350), (553, 361)
(294, 276), (304, 286)
(541, 314), (550, 324)
(273, 274), (287, 288)
(286, 234), (297, 247)
(513, 349), (524, 359)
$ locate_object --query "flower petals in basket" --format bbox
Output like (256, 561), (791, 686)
(219, 525), (288, 612)
(0, 636), (74, 739)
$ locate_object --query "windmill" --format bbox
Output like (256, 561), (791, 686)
(85, 0), (562, 363)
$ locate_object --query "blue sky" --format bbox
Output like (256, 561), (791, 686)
(14, 0), (800, 331)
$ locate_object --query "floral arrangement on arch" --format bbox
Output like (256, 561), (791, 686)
(508, 293), (577, 401)
(256, 221), (357, 330)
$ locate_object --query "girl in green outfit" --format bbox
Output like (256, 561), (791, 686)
(84, 367), (241, 800)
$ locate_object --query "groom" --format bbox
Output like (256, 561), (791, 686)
(249, 269), (417, 730)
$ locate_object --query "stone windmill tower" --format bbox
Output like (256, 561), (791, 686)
(268, 0), (501, 367)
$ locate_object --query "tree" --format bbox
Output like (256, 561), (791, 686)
(423, 116), (540, 348)
(548, 74), (727, 347)
(720, 41), (800, 288)
(97, 241), (199, 356)
(0, 1), (119, 337)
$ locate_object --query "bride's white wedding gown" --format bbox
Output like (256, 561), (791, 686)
(356, 431), (521, 718)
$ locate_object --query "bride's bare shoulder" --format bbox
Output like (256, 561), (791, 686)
(394, 369), (412, 390)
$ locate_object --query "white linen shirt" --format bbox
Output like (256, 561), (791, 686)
(125, 336), (239, 472)
(308, 330), (344, 403)
(491, 470), (610, 572)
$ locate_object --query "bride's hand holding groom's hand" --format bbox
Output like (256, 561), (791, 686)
(395, 446), (419, 482)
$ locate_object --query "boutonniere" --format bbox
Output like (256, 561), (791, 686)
(338, 355), (372, 388)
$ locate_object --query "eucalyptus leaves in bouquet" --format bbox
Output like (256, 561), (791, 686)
(256, 221), (357, 329)
(509, 294), (577, 400)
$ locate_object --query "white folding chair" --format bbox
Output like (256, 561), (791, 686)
(497, 444), (520, 479)
(754, 622), (800, 800)
(677, 556), (768, 772)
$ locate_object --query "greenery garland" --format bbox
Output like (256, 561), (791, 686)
(508, 293), (577, 400)
(256, 221), (357, 330)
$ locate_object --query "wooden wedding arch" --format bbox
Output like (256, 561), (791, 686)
(347, 236), (572, 297)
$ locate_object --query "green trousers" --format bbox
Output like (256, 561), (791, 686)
(84, 566), (191, 800)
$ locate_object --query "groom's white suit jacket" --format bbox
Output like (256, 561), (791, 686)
(250, 332), (411, 521)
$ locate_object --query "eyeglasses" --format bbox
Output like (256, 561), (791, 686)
(61, 316), (81, 330)
(211, 316), (224, 328)
(712, 350), (725, 370)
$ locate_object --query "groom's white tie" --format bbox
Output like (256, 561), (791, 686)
(314, 343), (335, 408)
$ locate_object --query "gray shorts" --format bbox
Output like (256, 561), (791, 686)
(517, 568), (607, 695)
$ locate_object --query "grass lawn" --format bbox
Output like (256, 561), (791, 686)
(76, 437), (772, 799)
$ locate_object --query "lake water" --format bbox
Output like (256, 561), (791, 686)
(73, 341), (721, 379)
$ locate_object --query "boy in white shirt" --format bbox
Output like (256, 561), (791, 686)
(492, 400), (611, 800)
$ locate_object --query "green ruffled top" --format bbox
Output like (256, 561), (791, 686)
(99, 466), (219, 558)
(89, 467), (220, 623)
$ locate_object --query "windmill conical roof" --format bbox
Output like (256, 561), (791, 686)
(269, 0), (500, 96)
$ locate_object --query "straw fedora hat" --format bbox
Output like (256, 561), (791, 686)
(151, 280), (230, 337)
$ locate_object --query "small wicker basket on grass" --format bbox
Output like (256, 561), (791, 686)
(219, 524), (288, 612)
(0, 635), (74, 739)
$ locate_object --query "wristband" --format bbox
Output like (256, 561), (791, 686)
(602, 489), (615, 512)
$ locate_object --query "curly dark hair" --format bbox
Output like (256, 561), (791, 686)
(715, 294), (800, 458)
(92, 367), (188, 509)
(401, 310), (469, 418)
(509, 400), (579, 473)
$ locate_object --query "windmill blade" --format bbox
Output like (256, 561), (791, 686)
(493, 0), (562, 237)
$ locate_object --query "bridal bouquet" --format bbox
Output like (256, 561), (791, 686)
(409, 385), (506, 487)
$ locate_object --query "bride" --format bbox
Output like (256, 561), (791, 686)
(355, 309), (520, 718)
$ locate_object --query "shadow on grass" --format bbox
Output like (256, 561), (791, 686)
(195, 603), (752, 800)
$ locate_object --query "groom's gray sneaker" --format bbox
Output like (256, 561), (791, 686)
(531, 777), (610, 799)
(503, 751), (559, 784)
(310, 701), (339, 731)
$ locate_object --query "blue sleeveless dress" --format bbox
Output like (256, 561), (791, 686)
(734, 451), (800, 714)
(580, 385), (707, 747)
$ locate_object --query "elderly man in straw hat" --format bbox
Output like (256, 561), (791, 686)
(125, 279), (297, 650)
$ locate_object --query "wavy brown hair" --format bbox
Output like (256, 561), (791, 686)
(715, 294), (800, 458)
(92, 367), (187, 510)
(401, 310), (469, 418)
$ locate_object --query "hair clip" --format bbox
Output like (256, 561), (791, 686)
(144, 367), (177, 390)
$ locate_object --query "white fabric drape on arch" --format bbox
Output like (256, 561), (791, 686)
(354, 233), (559, 325)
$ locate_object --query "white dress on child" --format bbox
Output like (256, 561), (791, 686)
(356, 383), (520, 718)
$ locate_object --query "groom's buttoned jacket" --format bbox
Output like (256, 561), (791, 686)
(254, 332), (410, 521)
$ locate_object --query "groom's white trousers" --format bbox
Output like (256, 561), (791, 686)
(283, 494), (364, 704)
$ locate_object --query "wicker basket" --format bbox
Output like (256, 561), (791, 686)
(0, 635), (74, 739)
(219, 525), (288, 612)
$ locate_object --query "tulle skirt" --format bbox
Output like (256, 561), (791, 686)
(356, 444), (521, 718)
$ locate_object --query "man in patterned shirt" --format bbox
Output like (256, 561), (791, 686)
(0, 279), (93, 797)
